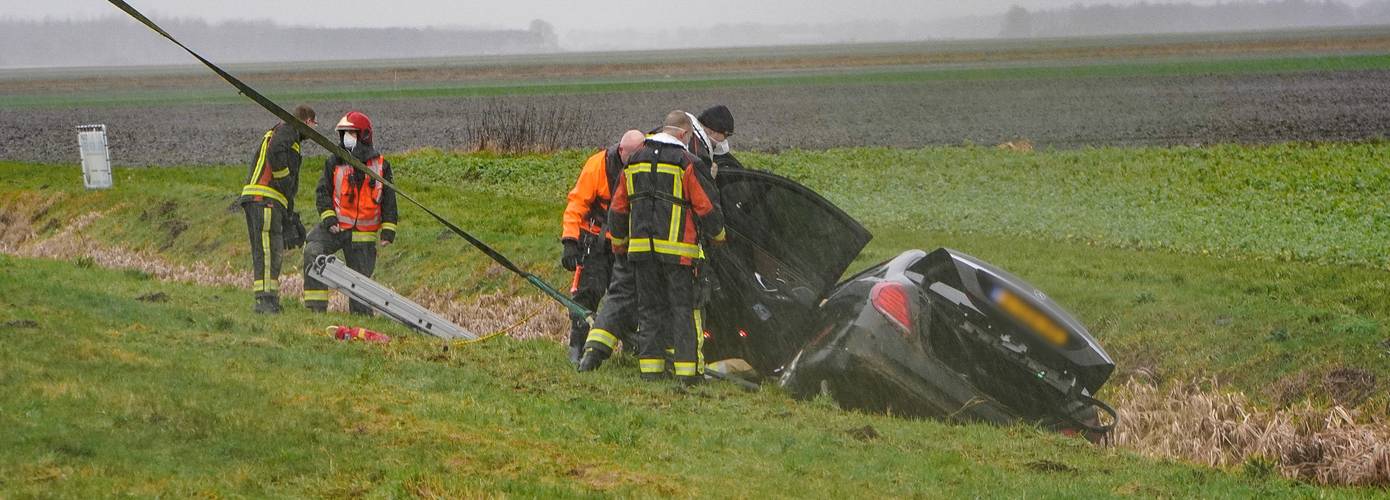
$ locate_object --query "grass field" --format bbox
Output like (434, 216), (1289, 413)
(3, 141), (1389, 493)
(0, 255), (1337, 497)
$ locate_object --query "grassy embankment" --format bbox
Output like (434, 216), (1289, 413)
(2, 142), (1387, 494)
(0, 255), (1337, 497)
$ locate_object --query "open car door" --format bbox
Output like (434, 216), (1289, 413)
(702, 169), (872, 374)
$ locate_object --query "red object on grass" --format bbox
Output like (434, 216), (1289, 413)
(328, 325), (392, 343)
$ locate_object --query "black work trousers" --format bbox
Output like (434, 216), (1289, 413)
(633, 258), (704, 379)
(302, 226), (378, 315)
(568, 233), (614, 350)
(583, 252), (638, 356)
(242, 199), (285, 300)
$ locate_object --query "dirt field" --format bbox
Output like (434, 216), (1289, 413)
(5, 26), (1388, 95)
(5, 68), (1388, 166)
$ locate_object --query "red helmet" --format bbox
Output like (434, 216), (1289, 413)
(335, 111), (373, 145)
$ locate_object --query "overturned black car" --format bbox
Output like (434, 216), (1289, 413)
(701, 169), (1116, 439)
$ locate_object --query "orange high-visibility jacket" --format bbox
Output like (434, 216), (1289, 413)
(315, 149), (398, 242)
(561, 145), (624, 241)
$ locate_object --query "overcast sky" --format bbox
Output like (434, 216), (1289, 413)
(12, 0), (1363, 32)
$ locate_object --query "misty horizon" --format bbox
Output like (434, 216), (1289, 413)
(3, 0), (1390, 69)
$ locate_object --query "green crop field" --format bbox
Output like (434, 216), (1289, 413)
(2, 140), (1388, 494)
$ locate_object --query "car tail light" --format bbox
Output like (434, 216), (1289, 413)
(871, 281), (912, 335)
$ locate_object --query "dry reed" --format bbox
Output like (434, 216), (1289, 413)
(1112, 379), (1390, 486)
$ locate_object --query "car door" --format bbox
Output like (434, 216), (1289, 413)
(702, 169), (873, 373)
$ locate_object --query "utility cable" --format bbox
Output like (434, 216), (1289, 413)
(106, 0), (591, 318)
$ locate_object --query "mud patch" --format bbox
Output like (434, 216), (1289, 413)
(159, 219), (189, 249)
(136, 292), (169, 303)
(846, 425), (880, 442)
(2, 319), (40, 329)
(1267, 371), (1312, 407)
(1323, 368), (1377, 408)
(140, 200), (179, 222)
(1026, 460), (1076, 473)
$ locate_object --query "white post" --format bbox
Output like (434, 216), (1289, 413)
(77, 124), (113, 189)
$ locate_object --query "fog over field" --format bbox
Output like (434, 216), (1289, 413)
(2, 0), (1390, 68)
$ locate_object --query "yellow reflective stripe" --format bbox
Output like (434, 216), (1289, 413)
(271, 168), (290, 179)
(610, 236), (628, 247)
(240, 184), (288, 206)
(587, 328), (618, 349)
(380, 222), (397, 232)
(320, 210), (336, 221)
(253, 279), (265, 292)
(625, 238), (702, 258)
(304, 290), (331, 301)
(694, 309), (705, 373)
(351, 231), (378, 243)
(674, 362), (699, 377)
(254, 280), (279, 293)
(262, 206), (272, 289)
(668, 166), (683, 242)
(712, 228), (726, 242)
(639, 358), (666, 374)
(291, 141), (301, 153)
(248, 129), (274, 187)
(653, 240), (700, 257)
(623, 162), (683, 177)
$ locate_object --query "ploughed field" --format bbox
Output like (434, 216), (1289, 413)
(5, 68), (1390, 166)
(6, 27), (1390, 165)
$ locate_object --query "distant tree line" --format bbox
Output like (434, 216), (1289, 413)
(0, 17), (560, 69)
(1001, 0), (1390, 38)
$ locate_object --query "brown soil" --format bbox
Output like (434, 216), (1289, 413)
(6, 32), (1390, 95)
(1324, 367), (1378, 408)
(7, 69), (1390, 166)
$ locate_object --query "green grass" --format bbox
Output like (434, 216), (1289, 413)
(6, 52), (1390, 109)
(0, 255), (1343, 497)
(3, 141), (1388, 408)
(3, 141), (1389, 493)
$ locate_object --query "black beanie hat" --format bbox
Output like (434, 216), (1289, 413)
(698, 105), (734, 134)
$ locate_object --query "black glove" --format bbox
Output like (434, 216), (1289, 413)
(380, 227), (396, 244)
(561, 238), (582, 271)
(283, 211), (307, 249)
(319, 213), (338, 232)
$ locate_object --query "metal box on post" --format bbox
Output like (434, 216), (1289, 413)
(77, 124), (112, 189)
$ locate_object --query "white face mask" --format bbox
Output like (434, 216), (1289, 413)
(341, 132), (357, 150)
(712, 139), (731, 156)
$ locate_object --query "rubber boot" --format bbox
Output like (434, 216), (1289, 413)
(677, 374), (704, 387)
(577, 348), (607, 372)
(567, 345), (583, 367)
(254, 296), (282, 314)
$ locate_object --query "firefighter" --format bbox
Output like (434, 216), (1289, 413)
(560, 129), (646, 364)
(595, 110), (725, 385)
(238, 104), (316, 314)
(696, 105), (745, 173)
(302, 111), (399, 314)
